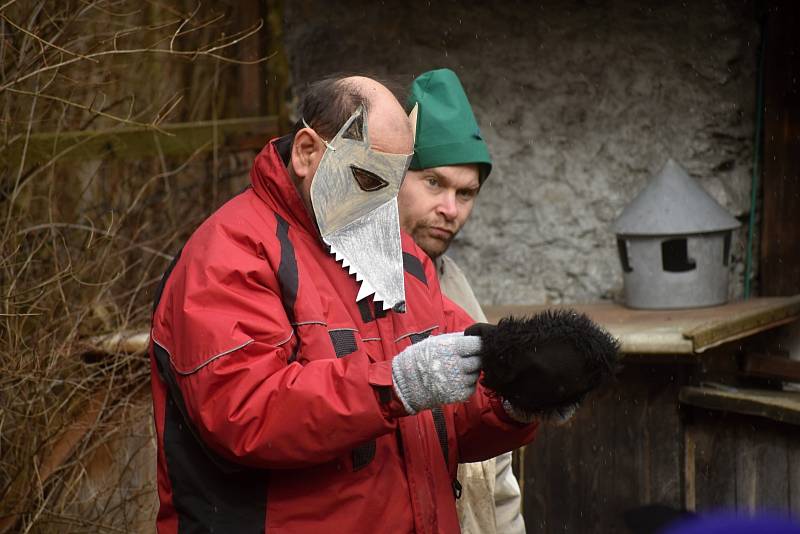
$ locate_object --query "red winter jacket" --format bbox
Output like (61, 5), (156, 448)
(149, 138), (538, 533)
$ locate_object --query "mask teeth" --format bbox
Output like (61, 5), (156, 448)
(356, 278), (376, 302)
(329, 243), (351, 271)
(329, 242), (377, 302)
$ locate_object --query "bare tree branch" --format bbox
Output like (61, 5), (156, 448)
(1, 19), (272, 92)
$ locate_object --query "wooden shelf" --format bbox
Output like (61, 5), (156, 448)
(484, 295), (800, 356)
(680, 385), (800, 426)
(88, 296), (800, 360)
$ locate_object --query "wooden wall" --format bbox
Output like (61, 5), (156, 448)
(523, 364), (688, 533)
(687, 408), (800, 514)
(760, 0), (800, 296)
(521, 361), (800, 533)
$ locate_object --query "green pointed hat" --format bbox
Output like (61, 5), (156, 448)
(407, 68), (492, 182)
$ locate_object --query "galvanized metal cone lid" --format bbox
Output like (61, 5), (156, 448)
(613, 159), (740, 236)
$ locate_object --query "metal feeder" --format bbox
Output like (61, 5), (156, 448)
(612, 159), (740, 309)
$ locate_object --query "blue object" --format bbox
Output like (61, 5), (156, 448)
(663, 512), (800, 534)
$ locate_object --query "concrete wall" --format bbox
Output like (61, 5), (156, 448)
(283, 0), (758, 305)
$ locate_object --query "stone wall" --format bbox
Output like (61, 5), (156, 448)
(283, 0), (758, 304)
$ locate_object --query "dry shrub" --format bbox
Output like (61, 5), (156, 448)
(1, 1), (270, 531)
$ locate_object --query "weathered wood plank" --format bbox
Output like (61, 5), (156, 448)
(741, 353), (800, 382)
(236, 1), (266, 118)
(526, 412), (585, 532)
(745, 423), (788, 511)
(690, 410), (738, 511)
(522, 421), (551, 532)
(688, 409), (799, 517)
(645, 367), (685, 507)
(523, 364), (686, 533)
(485, 303), (695, 355)
(788, 434), (800, 519)
(576, 392), (612, 533)
(683, 422), (697, 512)
(734, 420), (759, 513)
(88, 298), (800, 359)
(760, 0), (800, 296)
(485, 296), (800, 356)
(679, 386), (800, 426)
(266, 0), (292, 132)
(610, 377), (649, 533)
(1, 116), (279, 169)
(686, 298), (800, 352)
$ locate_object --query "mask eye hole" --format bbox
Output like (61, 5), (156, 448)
(350, 166), (388, 192)
(341, 114), (364, 141)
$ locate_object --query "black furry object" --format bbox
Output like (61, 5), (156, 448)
(466, 310), (620, 415)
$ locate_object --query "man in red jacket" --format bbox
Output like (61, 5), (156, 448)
(149, 75), (538, 533)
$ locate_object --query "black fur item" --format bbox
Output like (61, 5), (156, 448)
(467, 310), (620, 415)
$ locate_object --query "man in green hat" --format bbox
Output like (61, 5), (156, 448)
(398, 68), (526, 534)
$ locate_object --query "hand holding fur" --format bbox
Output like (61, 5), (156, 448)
(468, 310), (620, 419)
(391, 332), (483, 414)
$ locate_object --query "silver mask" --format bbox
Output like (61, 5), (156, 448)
(310, 105), (417, 311)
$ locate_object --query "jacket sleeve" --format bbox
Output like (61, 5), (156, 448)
(427, 259), (539, 463)
(152, 222), (398, 470)
(449, 383), (538, 463)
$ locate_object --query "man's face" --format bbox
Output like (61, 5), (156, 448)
(398, 164), (481, 259)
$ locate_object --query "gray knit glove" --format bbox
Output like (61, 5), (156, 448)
(391, 332), (483, 415)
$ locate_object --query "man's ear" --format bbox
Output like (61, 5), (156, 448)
(290, 128), (324, 180)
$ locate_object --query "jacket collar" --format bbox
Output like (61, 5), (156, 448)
(250, 138), (319, 237)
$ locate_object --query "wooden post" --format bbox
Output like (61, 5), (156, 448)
(760, 0), (800, 296)
(236, 0), (266, 117)
(266, 0), (291, 135)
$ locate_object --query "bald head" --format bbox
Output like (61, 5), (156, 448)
(289, 75), (414, 220)
(340, 76), (413, 155)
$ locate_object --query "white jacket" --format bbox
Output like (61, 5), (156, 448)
(436, 255), (526, 534)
